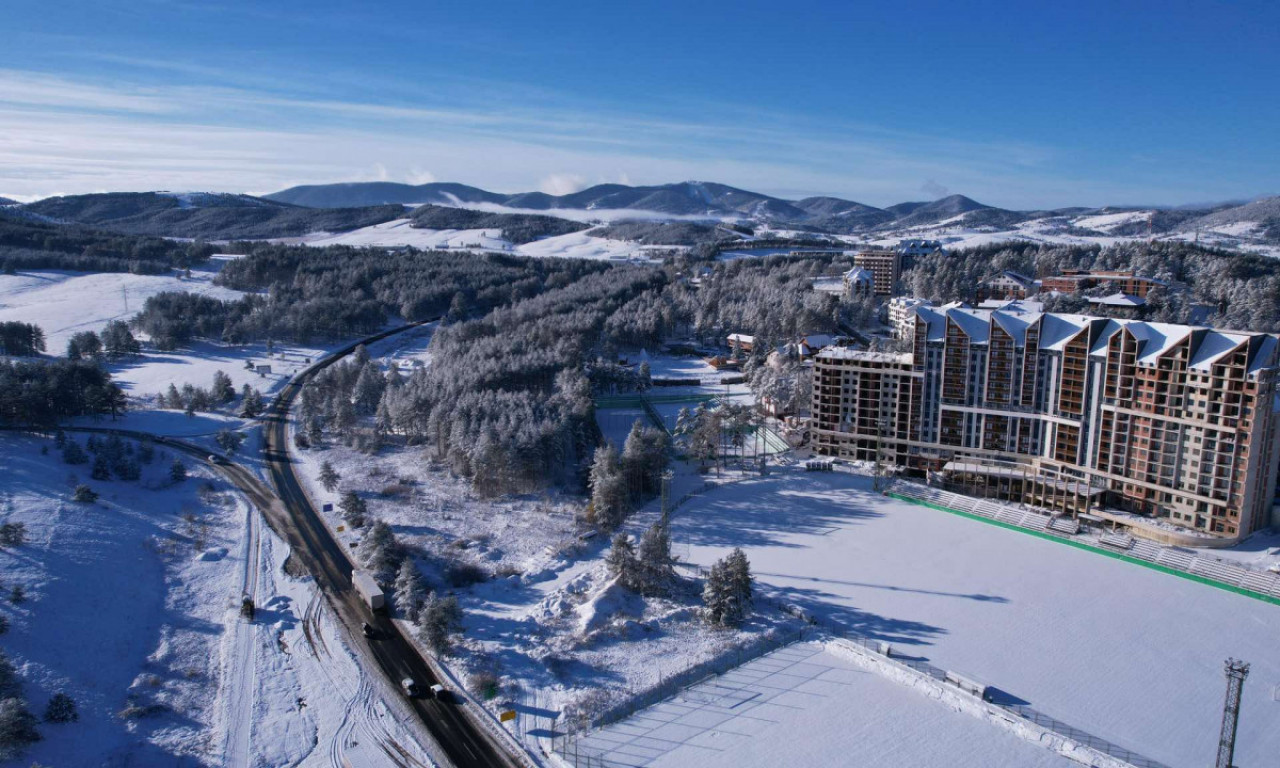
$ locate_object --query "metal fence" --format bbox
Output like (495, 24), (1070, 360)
(549, 599), (1170, 768)
(548, 627), (809, 767)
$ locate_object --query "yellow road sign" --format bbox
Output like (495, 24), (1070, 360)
(500, 710), (517, 722)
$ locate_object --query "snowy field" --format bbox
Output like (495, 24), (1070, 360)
(867, 217), (1280, 259)
(596, 352), (756, 444)
(574, 642), (1074, 768)
(0, 433), (248, 765)
(0, 432), (434, 768)
(0, 265), (239, 352)
(662, 469), (1280, 768)
(0, 266), (332, 400)
(287, 218), (510, 250)
(514, 231), (664, 262)
(285, 218), (667, 262)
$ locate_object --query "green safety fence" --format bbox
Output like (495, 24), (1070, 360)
(889, 493), (1280, 608)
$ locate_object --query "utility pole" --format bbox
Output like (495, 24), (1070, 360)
(1216, 658), (1250, 768)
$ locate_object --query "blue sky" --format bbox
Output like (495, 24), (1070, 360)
(0, 0), (1276, 208)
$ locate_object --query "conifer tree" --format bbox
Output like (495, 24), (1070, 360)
(605, 533), (641, 591)
(339, 491), (366, 528)
(588, 443), (627, 530)
(418, 592), (463, 655)
(319, 461), (340, 492)
(394, 558), (427, 622)
(637, 521), (675, 595)
(211, 370), (235, 404)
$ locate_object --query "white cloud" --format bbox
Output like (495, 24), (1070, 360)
(538, 173), (588, 196)
(0, 68), (1248, 209)
(404, 167), (436, 185)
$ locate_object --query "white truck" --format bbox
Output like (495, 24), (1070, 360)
(352, 569), (385, 611)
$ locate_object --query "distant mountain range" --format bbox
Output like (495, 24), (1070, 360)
(21, 192), (403, 239)
(267, 180), (1280, 242)
(0, 196), (18, 206)
(9, 183), (1279, 248)
(266, 179), (1045, 233)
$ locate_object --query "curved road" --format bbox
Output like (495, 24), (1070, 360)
(261, 322), (521, 768)
(31, 321), (520, 768)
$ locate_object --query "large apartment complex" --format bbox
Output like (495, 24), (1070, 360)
(812, 305), (1280, 540)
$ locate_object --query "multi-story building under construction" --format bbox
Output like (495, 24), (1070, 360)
(811, 305), (1280, 541)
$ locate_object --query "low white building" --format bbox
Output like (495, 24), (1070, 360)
(887, 297), (932, 339)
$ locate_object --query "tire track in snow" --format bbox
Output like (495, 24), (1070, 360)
(223, 493), (263, 768)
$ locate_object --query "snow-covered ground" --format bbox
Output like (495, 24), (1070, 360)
(573, 642), (1075, 768)
(0, 265), (330, 399)
(0, 265), (239, 352)
(514, 231), (664, 262)
(866, 215), (1280, 259)
(0, 433), (249, 765)
(0, 431), (434, 768)
(280, 329), (807, 759)
(286, 218), (510, 250)
(661, 469), (1280, 768)
(283, 218), (668, 262)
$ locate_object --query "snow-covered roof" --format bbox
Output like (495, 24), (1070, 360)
(727, 333), (755, 344)
(1128, 322), (1194, 367)
(978, 298), (1044, 313)
(815, 348), (911, 364)
(843, 267), (874, 282)
(1086, 292), (1145, 307)
(948, 309), (992, 343)
(988, 270), (1035, 286)
(1189, 330), (1248, 371)
(1038, 314), (1092, 352)
(1249, 335), (1280, 376)
(915, 309), (1278, 375)
(990, 310), (1036, 345)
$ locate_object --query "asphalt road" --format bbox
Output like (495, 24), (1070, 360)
(26, 320), (520, 768)
(260, 321), (520, 768)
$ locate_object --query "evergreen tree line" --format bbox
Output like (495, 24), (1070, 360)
(0, 359), (126, 426)
(64, 321), (141, 360)
(586, 420), (670, 531)
(374, 266), (667, 495)
(74, 433), (154, 482)
(0, 322), (45, 357)
(0, 209), (211, 275)
(902, 240), (1280, 333)
(663, 254), (849, 352)
(156, 370), (263, 418)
